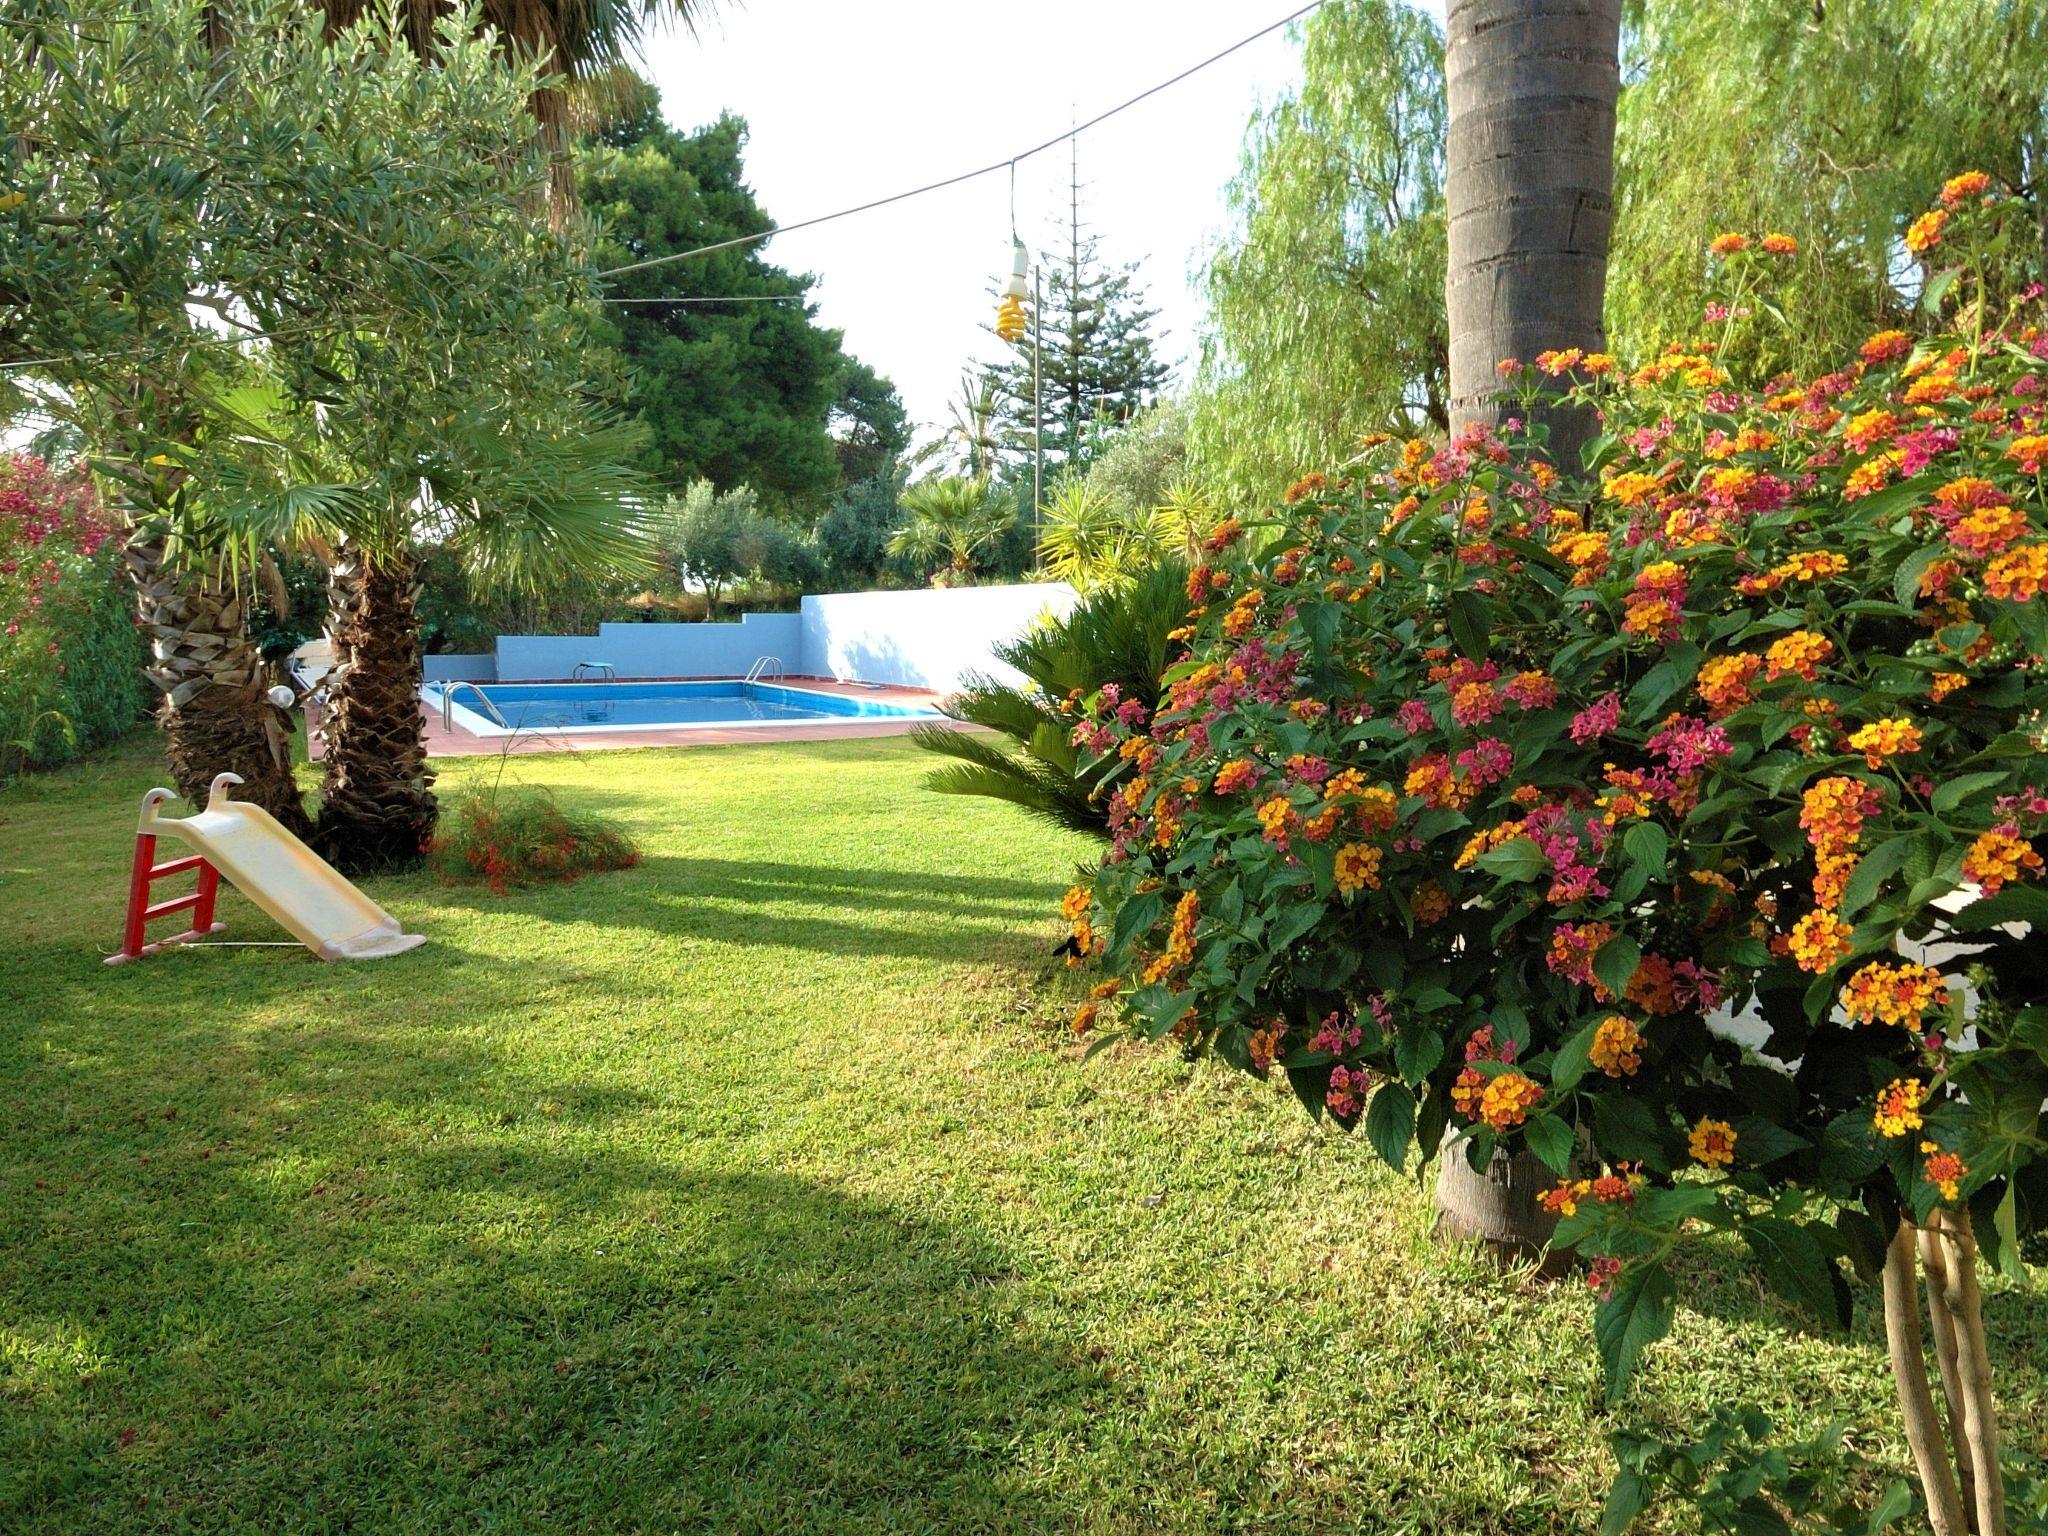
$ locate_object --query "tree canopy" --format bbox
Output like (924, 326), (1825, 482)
(1189, 0), (1447, 510)
(1609, 0), (2048, 377)
(581, 90), (905, 517)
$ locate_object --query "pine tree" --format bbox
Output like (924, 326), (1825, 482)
(989, 143), (1170, 483)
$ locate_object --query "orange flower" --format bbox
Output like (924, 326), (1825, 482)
(1844, 408), (1898, 453)
(1411, 879), (1450, 926)
(1844, 717), (1923, 770)
(1841, 961), (1949, 1028)
(1478, 1072), (1543, 1132)
(1760, 231), (1798, 255)
(1949, 502), (2031, 561)
(1765, 630), (1835, 682)
(1334, 842), (1383, 895)
(1603, 471), (1664, 507)
(1708, 232), (1749, 256)
(1964, 829), (2043, 895)
(1921, 1141), (1968, 1202)
(1787, 909), (1854, 973)
(1860, 329), (1913, 366)
(1984, 543), (2048, 601)
(1689, 1118), (1738, 1169)
(1873, 1077), (1927, 1138)
(1698, 652), (1763, 716)
(1939, 170), (1990, 208)
(2009, 433), (2048, 474)
(1906, 208), (1948, 255)
(1590, 1015), (1643, 1077)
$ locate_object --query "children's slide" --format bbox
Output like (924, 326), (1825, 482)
(107, 773), (424, 964)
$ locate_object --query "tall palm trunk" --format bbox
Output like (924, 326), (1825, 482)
(1443, 0), (1620, 472)
(1436, 0), (1618, 1262)
(314, 542), (436, 872)
(125, 532), (311, 833)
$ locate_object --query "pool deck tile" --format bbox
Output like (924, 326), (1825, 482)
(310, 675), (962, 759)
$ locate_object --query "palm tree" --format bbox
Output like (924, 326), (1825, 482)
(315, 0), (710, 215)
(911, 559), (1189, 836)
(309, 414), (649, 870)
(887, 476), (1014, 585)
(1437, 0), (1620, 1247)
(1443, 0), (1621, 470)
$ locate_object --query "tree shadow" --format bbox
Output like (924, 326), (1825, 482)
(417, 855), (1077, 969)
(2, 1003), (1112, 1532)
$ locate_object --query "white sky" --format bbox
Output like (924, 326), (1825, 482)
(635, 0), (1346, 435)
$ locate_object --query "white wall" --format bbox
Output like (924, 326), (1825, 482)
(495, 613), (802, 682)
(798, 582), (1078, 693)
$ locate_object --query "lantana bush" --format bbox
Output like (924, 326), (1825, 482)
(1061, 175), (2047, 1534)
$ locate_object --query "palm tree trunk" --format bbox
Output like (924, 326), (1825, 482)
(125, 532), (311, 834)
(1435, 0), (1618, 1263)
(314, 542), (437, 872)
(1444, 0), (1620, 471)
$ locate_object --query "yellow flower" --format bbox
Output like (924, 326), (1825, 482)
(1334, 842), (1383, 895)
(1689, 1118), (1738, 1169)
(1589, 1015), (1643, 1077)
(1872, 1077), (1927, 1138)
(1844, 716), (1923, 770)
(1840, 961), (1948, 1028)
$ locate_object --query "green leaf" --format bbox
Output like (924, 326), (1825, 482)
(1741, 1217), (1846, 1331)
(1524, 1113), (1575, 1175)
(1476, 837), (1548, 883)
(1818, 1111), (1885, 1184)
(1600, 1468), (1650, 1536)
(1621, 820), (1668, 880)
(1594, 1263), (1675, 1404)
(1551, 1021), (1598, 1093)
(1394, 1026), (1445, 1087)
(1109, 890), (1163, 958)
(1364, 1082), (1416, 1172)
(1448, 589), (1490, 661)
(1593, 934), (1642, 1005)
(1840, 833), (1921, 919)
(1892, 543), (1944, 610)
(1930, 770), (2009, 817)
(1731, 1116), (1808, 1167)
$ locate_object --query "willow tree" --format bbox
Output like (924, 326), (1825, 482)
(1610, 0), (2048, 376)
(1443, 0), (1620, 471)
(1192, 0), (1447, 509)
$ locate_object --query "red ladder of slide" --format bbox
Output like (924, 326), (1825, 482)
(106, 818), (225, 966)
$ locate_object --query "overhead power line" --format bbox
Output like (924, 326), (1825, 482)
(598, 0), (1328, 282)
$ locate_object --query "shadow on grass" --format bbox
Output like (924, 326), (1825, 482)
(2, 1007), (1110, 1532)
(416, 855), (1077, 967)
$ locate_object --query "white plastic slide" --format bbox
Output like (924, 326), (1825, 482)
(126, 773), (424, 961)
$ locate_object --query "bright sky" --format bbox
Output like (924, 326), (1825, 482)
(635, 0), (1337, 435)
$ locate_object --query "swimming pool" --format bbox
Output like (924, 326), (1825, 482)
(427, 679), (942, 736)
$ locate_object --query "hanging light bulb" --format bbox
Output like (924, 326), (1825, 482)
(995, 237), (1029, 341)
(1001, 238), (1029, 301)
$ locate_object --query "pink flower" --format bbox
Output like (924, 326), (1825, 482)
(1570, 693), (1622, 744)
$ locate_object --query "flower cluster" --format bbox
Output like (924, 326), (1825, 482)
(1056, 181), (2046, 1349)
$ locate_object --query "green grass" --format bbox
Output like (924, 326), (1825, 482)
(1, 733), (2042, 1534)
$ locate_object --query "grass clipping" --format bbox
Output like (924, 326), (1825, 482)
(425, 785), (639, 893)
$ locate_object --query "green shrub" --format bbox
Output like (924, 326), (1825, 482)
(424, 785), (639, 893)
(0, 454), (144, 776)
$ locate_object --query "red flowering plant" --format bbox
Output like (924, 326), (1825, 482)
(0, 454), (124, 773)
(1065, 178), (2048, 1531)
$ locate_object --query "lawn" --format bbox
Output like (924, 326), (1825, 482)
(2, 734), (2042, 1534)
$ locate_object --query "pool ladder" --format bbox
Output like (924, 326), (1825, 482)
(439, 680), (509, 731)
(744, 655), (786, 684)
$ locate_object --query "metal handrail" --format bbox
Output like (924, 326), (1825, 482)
(571, 661), (616, 682)
(744, 655), (785, 684)
(439, 680), (508, 731)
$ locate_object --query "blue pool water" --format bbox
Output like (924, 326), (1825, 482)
(430, 679), (939, 734)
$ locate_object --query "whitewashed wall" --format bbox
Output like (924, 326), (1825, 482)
(798, 582), (1079, 693)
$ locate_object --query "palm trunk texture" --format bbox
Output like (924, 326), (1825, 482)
(126, 532), (311, 835)
(314, 543), (437, 872)
(1444, 0), (1621, 472)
